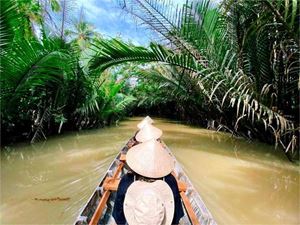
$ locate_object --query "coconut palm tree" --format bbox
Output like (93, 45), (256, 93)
(65, 21), (95, 49)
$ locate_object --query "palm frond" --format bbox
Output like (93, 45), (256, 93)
(1, 38), (72, 106)
(89, 38), (201, 73)
(0, 0), (26, 49)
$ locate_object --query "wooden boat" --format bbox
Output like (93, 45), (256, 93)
(74, 135), (217, 225)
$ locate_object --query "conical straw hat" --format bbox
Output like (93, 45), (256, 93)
(126, 139), (175, 178)
(135, 123), (162, 142)
(137, 116), (154, 129)
(124, 180), (174, 225)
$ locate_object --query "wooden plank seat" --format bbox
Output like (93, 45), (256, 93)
(103, 177), (120, 191)
(102, 176), (188, 192)
(119, 153), (126, 162)
(178, 180), (187, 192)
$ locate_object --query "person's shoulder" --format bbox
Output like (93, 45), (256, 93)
(116, 172), (135, 194)
(164, 173), (178, 187)
(120, 172), (135, 184)
(165, 173), (176, 182)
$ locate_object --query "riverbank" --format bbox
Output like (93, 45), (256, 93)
(3, 114), (298, 162)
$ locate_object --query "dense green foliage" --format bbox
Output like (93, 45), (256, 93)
(0, 0), (135, 143)
(1, 0), (299, 160)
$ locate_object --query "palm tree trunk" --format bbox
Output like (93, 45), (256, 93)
(60, 0), (66, 40)
(234, 0), (243, 69)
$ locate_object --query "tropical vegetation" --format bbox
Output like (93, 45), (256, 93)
(1, 0), (135, 143)
(1, 0), (299, 160)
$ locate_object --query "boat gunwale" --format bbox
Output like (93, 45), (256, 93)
(74, 138), (131, 224)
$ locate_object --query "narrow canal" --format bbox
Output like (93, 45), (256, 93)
(1, 117), (299, 224)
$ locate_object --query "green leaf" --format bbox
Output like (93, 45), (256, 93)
(51, 0), (61, 12)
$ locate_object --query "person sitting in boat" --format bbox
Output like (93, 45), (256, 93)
(112, 139), (184, 225)
(135, 123), (163, 143)
(137, 116), (154, 130)
(124, 121), (163, 152)
(123, 180), (175, 225)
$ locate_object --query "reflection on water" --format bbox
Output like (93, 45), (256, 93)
(1, 117), (299, 224)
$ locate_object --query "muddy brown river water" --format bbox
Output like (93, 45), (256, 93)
(1, 117), (299, 224)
